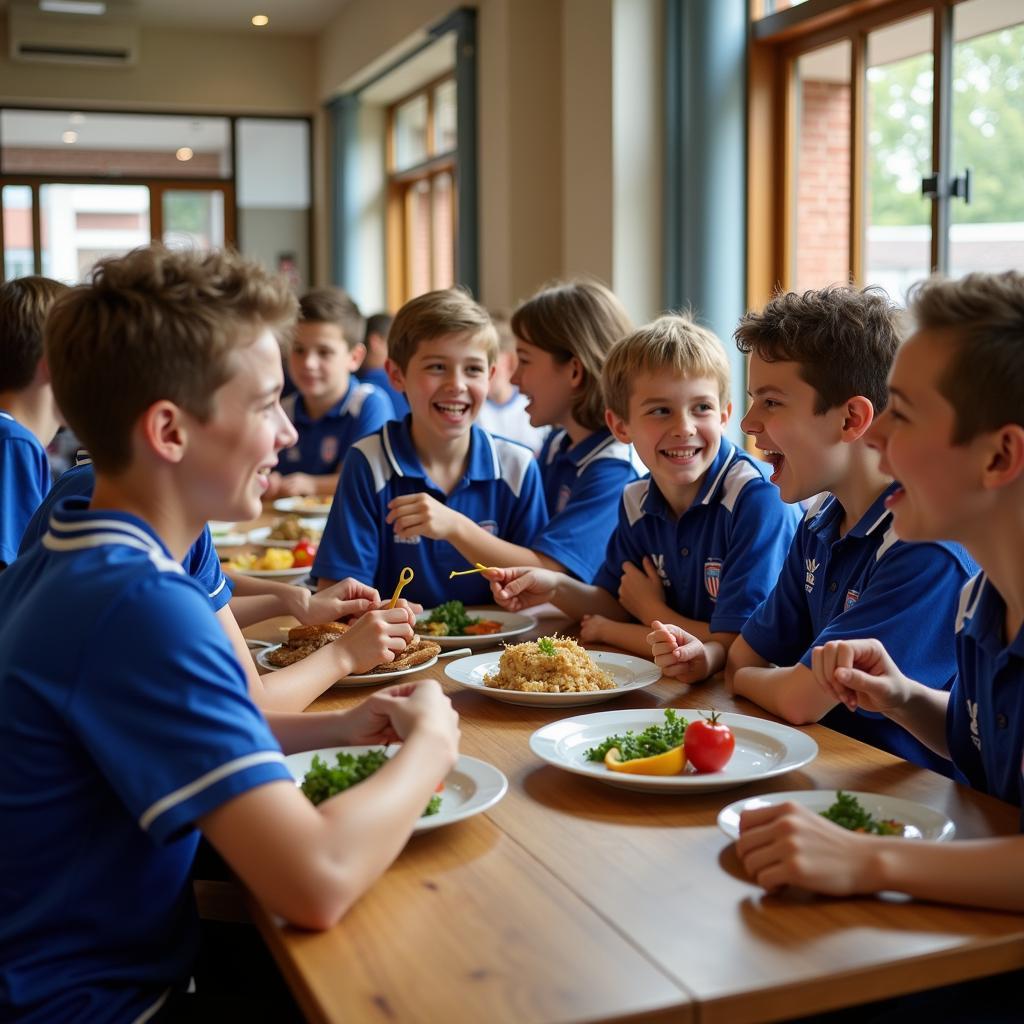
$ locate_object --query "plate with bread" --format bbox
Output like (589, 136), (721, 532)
(256, 622), (441, 685)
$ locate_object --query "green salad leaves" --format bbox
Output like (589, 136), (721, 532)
(301, 751), (441, 816)
(425, 600), (480, 635)
(820, 791), (903, 836)
(584, 708), (689, 763)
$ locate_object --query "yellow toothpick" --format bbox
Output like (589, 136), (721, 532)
(449, 562), (498, 579)
(388, 566), (415, 608)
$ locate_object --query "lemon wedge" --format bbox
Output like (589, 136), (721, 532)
(604, 745), (686, 776)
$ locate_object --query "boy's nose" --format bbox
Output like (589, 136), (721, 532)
(740, 408), (759, 435)
(864, 409), (889, 452)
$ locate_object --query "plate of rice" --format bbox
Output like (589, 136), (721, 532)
(444, 636), (661, 706)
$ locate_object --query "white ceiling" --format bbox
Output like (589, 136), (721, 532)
(1, 0), (350, 35)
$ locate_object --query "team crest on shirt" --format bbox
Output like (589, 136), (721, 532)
(844, 589), (860, 611)
(479, 520), (498, 535)
(319, 436), (339, 466)
(556, 484), (572, 514)
(704, 559), (723, 601)
(804, 558), (819, 593)
(967, 698), (981, 751)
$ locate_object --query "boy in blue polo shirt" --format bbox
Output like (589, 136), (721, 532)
(0, 246), (459, 1021)
(313, 288), (548, 609)
(712, 285), (976, 774)
(267, 287), (394, 499)
(357, 310), (410, 417)
(736, 270), (1024, 916)
(0, 276), (67, 567)
(488, 316), (799, 678)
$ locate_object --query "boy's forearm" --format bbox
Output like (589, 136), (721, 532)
(588, 620), (653, 656)
(229, 590), (306, 629)
(553, 578), (628, 622)
(732, 662), (835, 724)
(312, 473), (340, 496)
(886, 684), (951, 759)
(447, 517), (556, 572)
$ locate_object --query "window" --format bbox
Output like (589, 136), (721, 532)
(386, 76), (457, 309)
(749, 0), (1024, 304)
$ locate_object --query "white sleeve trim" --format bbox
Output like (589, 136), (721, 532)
(622, 479), (650, 528)
(353, 433), (395, 492)
(955, 572), (986, 633)
(718, 459), (761, 513)
(493, 436), (534, 498)
(343, 382), (374, 418)
(138, 750), (287, 832)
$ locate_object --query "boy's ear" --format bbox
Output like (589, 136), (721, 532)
(982, 424), (1024, 491)
(839, 396), (874, 443)
(347, 343), (366, 371)
(139, 400), (187, 464)
(720, 400), (733, 426)
(385, 357), (406, 394)
(568, 356), (584, 388)
(605, 407), (632, 444)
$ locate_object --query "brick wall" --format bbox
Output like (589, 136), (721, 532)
(1, 146), (223, 177)
(795, 78), (850, 290)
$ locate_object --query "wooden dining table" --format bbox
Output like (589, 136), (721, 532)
(232, 569), (1024, 1024)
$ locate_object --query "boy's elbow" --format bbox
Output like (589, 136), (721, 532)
(265, 859), (361, 931)
(773, 684), (827, 726)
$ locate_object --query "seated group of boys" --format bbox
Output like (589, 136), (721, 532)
(1, 246), (1022, 1021)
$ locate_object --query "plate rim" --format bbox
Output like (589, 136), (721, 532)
(272, 496), (334, 514)
(414, 607), (536, 646)
(256, 645), (439, 685)
(528, 708), (819, 791)
(715, 788), (957, 841)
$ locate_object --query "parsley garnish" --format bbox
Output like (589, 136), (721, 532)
(537, 636), (557, 656)
(584, 708), (688, 762)
(301, 751), (441, 817)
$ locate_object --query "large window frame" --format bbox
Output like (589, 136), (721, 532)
(747, 0), (1014, 305)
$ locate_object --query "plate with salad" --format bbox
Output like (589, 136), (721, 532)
(283, 745), (508, 833)
(716, 789), (956, 841)
(414, 600), (535, 649)
(529, 709), (818, 793)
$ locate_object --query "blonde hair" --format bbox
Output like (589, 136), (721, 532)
(511, 279), (632, 433)
(387, 288), (497, 372)
(46, 245), (297, 473)
(603, 314), (731, 420)
(908, 270), (1024, 443)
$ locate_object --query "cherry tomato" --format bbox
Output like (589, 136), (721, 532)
(683, 712), (735, 773)
(292, 539), (317, 568)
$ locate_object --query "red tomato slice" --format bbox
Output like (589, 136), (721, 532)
(683, 712), (735, 773)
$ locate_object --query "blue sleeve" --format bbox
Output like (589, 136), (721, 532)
(532, 458), (638, 581)
(592, 497), (642, 595)
(500, 458), (548, 546)
(798, 542), (968, 689)
(710, 485), (800, 633)
(740, 526), (814, 665)
(71, 575), (289, 845)
(0, 438), (51, 565)
(355, 388), (395, 441)
(311, 448), (383, 588)
(185, 525), (233, 611)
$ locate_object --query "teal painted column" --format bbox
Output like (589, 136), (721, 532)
(665, 0), (748, 436)
(328, 92), (359, 292)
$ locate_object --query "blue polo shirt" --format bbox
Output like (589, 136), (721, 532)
(0, 410), (51, 567)
(357, 365), (410, 418)
(280, 378), (395, 476)
(947, 574), (1024, 809)
(593, 440), (800, 632)
(0, 498), (289, 1022)
(313, 418), (548, 607)
(533, 427), (643, 581)
(17, 452), (232, 611)
(741, 484), (977, 773)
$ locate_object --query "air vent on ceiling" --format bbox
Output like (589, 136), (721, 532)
(8, 4), (139, 67)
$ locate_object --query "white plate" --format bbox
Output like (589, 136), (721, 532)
(415, 609), (536, 649)
(446, 650), (661, 707)
(256, 645), (439, 685)
(272, 496), (335, 515)
(283, 746), (508, 833)
(226, 565), (312, 581)
(717, 790), (956, 841)
(248, 519), (325, 548)
(529, 710), (818, 793)
(211, 531), (247, 548)
(208, 520), (237, 536)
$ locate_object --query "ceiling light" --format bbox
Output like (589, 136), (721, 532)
(251, 14), (269, 26)
(68, 112), (85, 125)
(62, 130), (78, 144)
(176, 147), (194, 162)
(39, 1), (107, 14)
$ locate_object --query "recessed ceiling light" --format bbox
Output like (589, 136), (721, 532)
(68, 112), (85, 125)
(251, 14), (269, 26)
(62, 130), (78, 144)
(176, 147), (194, 162)
(39, 1), (107, 14)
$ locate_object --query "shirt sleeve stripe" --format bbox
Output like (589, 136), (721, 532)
(138, 750), (287, 831)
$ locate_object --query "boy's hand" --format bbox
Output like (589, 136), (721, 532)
(386, 493), (459, 541)
(299, 578), (382, 626)
(736, 801), (879, 896)
(276, 472), (318, 498)
(372, 680), (461, 767)
(810, 638), (911, 715)
(618, 557), (665, 622)
(337, 607), (414, 675)
(485, 566), (561, 611)
(646, 620), (708, 680)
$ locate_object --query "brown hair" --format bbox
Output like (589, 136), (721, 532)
(298, 287), (365, 350)
(511, 279), (632, 432)
(907, 270), (1024, 443)
(0, 276), (69, 392)
(603, 315), (731, 420)
(734, 285), (900, 414)
(46, 245), (297, 473)
(387, 288), (497, 372)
